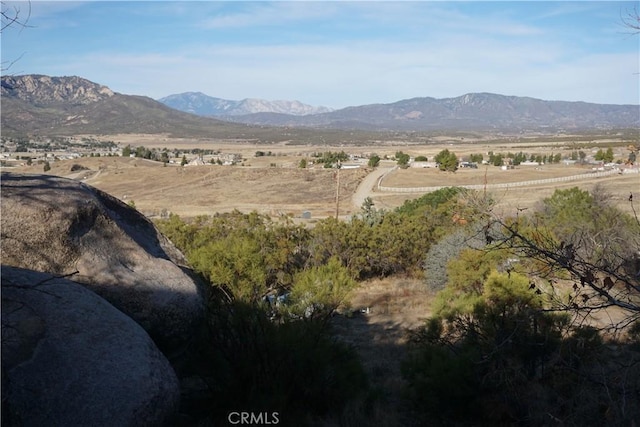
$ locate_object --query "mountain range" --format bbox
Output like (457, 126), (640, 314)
(161, 91), (640, 132)
(2, 74), (638, 138)
(158, 92), (333, 116)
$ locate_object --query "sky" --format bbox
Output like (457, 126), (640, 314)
(2, 1), (639, 108)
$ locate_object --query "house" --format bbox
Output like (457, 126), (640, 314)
(459, 162), (478, 169)
(410, 161), (437, 168)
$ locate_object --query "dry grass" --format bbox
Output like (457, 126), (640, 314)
(372, 165), (639, 217)
(330, 277), (433, 426)
(15, 156), (369, 218)
(383, 163), (596, 187)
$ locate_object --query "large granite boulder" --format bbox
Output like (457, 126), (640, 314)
(1, 173), (204, 353)
(1, 266), (180, 426)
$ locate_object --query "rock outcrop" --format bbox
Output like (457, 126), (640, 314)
(1, 266), (180, 426)
(1, 173), (205, 353)
(0, 74), (115, 106)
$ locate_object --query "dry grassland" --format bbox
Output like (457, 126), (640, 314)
(376, 164), (639, 216)
(10, 135), (638, 219)
(18, 156), (369, 218)
(373, 168), (638, 217)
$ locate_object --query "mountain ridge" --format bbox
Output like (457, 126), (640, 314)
(220, 92), (640, 131)
(158, 92), (333, 116)
(2, 74), (638, 135)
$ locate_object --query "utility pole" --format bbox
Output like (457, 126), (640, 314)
(335, 162), (341, 219)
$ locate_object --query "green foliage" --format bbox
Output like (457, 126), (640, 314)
(434, 149), (458, 172)
(540, 187), (595, 234)
(395, 187), (465, 217)
(595, 147), (614, 162)
(122, 144), (131, 157)
(287, 257), (356, 320)
(406, 184), (640, 424)
(414, 155), (428, 162)
(157, 211), (368, 423)
(43, 161), (51, 172)
(308, 212), (428, 279)
(469, 153), (483, 163)
(134, 145), (153, 159)
(367, 154), (380, 167)
(158, 189), (480, 290)
(395, 151), (410, 168)
(158, 211), (311, 299)
(605, 147), (614, 162)
(190, 235), (268, 302)
(405, 270), (575, 424)
(432, 248), (507, 317)
(298, 158), (307, 168)
(358, 197), (385, 226)
(314, 150), (348, 167)
(423, 222), (496, 292)
(537, 186), (640, 259)
(160, 151), (169, 164)
(181, 154), (188, 166)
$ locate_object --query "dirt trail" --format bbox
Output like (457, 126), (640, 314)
(351, 165), (394, 209)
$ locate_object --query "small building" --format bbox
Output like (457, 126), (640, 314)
(410, 161), (437, 168)
(459, 162), (478, 169)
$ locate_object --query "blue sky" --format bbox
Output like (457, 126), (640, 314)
(2, 1), (639, 108)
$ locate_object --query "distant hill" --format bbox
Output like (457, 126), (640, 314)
(0, 75), (280, 138)
(2, 75), (638, 137)
(222, 93), (640, 131)
(158, 92), (333, 116)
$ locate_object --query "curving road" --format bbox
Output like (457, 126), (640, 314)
(351, 165), (394, 209)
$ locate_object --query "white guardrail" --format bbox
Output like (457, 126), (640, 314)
(377, 168), (627, 193)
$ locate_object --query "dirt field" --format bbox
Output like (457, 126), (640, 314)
(375, 164), (640, 216)
(12, 156), (369, 219)
(7, 135), (638, 218)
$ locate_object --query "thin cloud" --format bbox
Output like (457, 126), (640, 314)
(200, 2), (338, 29)
(2, 1), (636, 107)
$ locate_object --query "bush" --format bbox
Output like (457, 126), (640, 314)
(434, 149), (458, 172)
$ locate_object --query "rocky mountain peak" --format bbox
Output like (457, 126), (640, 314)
(1, 74), (115, 106)
(158, 91), (333, 116)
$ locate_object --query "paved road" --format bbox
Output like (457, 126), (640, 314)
(351, 166), (394, 209)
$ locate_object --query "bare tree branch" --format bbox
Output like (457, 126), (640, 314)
(621, 5), (640, 33)
(1, 0), (32, 72)
(1, 0), (31, 33)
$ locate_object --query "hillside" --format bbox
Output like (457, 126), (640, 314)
(222, 93), (640, 131)
(0, 75), (386, 143)
(2, 75), (638, 137)
(0, 75), (262, 138)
